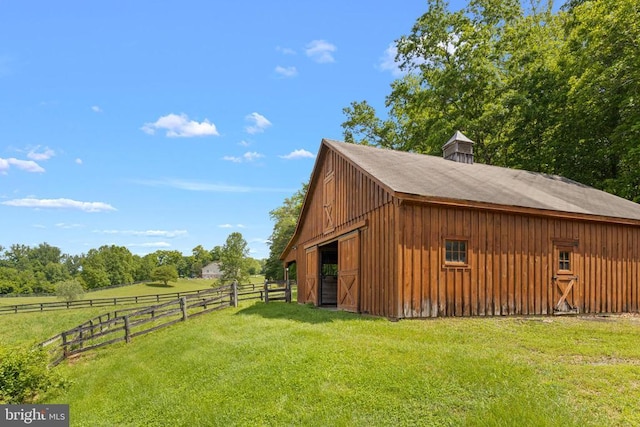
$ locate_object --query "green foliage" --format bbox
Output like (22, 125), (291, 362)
(80, 245), (136, 289)
(342, 0), (640, 201)
(245, 257), (263, 276)
(219, 232), (250, 284)
(0, 346), (66, 404)
(150, 265), (179, 286)
(0, 241), (236, 295)
(55, 279), (85, 302)
(264, 183), (307, 280)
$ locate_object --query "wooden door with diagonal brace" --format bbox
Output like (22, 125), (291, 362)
(553, 245), (579, 314)
(338, 232), (360, 312)
(305, 247), (319, 305)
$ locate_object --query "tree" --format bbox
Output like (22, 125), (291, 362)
(557, 0), (640, 201)
(79, 266), (110, 290)
(264, 183), (307, 280)
(189, 245), (213, 278)
(81, 245), (135, 287)
(133, 254), (156, 282)
(55, 279), (85, 302)
(150, 265), (178, 286)
(342, 0), (640, 202)
(246, 258), (263, 276)
(210, 246), (222, 262)
(218, 232), (249, 284)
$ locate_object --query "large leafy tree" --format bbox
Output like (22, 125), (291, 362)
(264, 183), (307, 280)
(218, 232), (250, 284)
(80, 245), (135, 288)
(558, 0), (640, 200)
(342, 0), (640, 201)
(150, 265), (179, 286)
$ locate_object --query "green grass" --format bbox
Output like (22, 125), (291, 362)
(8, 302), (635, 426)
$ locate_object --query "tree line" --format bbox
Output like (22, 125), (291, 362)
(342, 0), (640, 202)
(0, 233), (264, 295)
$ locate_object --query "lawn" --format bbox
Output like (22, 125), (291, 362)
(4, 301), (636, 426)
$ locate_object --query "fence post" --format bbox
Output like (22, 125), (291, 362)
(62, 332), (69, 358)
(231, 281), (238, 307)
(180, 297), (188, 321)
(124, 316), (131, 344)
(264, 279), (269, 303)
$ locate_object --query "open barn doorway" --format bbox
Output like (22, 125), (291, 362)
(319, 241), (338, 306)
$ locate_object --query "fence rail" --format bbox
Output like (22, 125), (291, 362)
(0, 287), (227, 315)
(38, 281), (295, 366)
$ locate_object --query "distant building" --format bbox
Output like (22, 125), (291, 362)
(202, 262), (222, 279)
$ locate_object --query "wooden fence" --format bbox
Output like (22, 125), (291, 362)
(0, 287), (229, 315)
(38, 281), (295, 366)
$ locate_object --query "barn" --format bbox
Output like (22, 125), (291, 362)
(280, 133), (640, 319)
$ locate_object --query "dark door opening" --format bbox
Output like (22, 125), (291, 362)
(319, 242), (338, 306)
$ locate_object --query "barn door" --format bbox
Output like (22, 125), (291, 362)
(553, 244), (579, 314)
(305, 247), (319, 305)
(338, 232), (360, 312)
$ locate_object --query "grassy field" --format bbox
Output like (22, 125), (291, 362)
(2, 298), (638, 426)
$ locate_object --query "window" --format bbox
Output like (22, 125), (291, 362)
(559, 251), (571, 271)
(445, 240), (467, 264)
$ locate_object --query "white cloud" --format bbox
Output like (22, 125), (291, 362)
(219, 224), (245, 229)
(95, 229), (187, 238)
(378, 43), (405, 77)
(141, 113), (219, 138)
(91, 105), (103, 113)
(27, 146), (55, 161)
(127, 242), (172, 248)
(238, 140), (250, 147)
(2, 197), (116, 212)
(305, 40), (336, 63)
(224, 151), (265, 163)
(279, 149), (315, 160)
(379, 40), (434, 76)
(0, 157), (45, 174)
(75, 158), (83, 165)
(222, 156), (242, 163)
(56, 223), (84, 229)
(134, 178), (295, 193)
(244, 112), (272, 134)
(275, 65), (298, 78)
(276, 46), (296, 55)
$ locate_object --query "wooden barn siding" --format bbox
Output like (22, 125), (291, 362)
(398, 203), (640, 318)
(293, 149), (397, 316)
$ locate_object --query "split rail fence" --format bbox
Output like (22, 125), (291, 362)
(38, 280), (294, 366)
(0, 288), (217, 315)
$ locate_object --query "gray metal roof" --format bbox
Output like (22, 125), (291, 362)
(323, 139), (640, 222)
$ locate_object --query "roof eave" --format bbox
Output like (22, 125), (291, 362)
(396, 192), (640, 226)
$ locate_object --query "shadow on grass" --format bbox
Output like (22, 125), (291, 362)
(145, 282), (175, 288)
(236, 302), (377, 324)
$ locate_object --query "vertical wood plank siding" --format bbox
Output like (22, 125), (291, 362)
(398, 203), (640, 317)
(288, 145), (640, 318)
(292, 150), (397, 318)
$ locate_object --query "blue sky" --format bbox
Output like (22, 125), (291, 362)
(0, 1), (462, 259)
